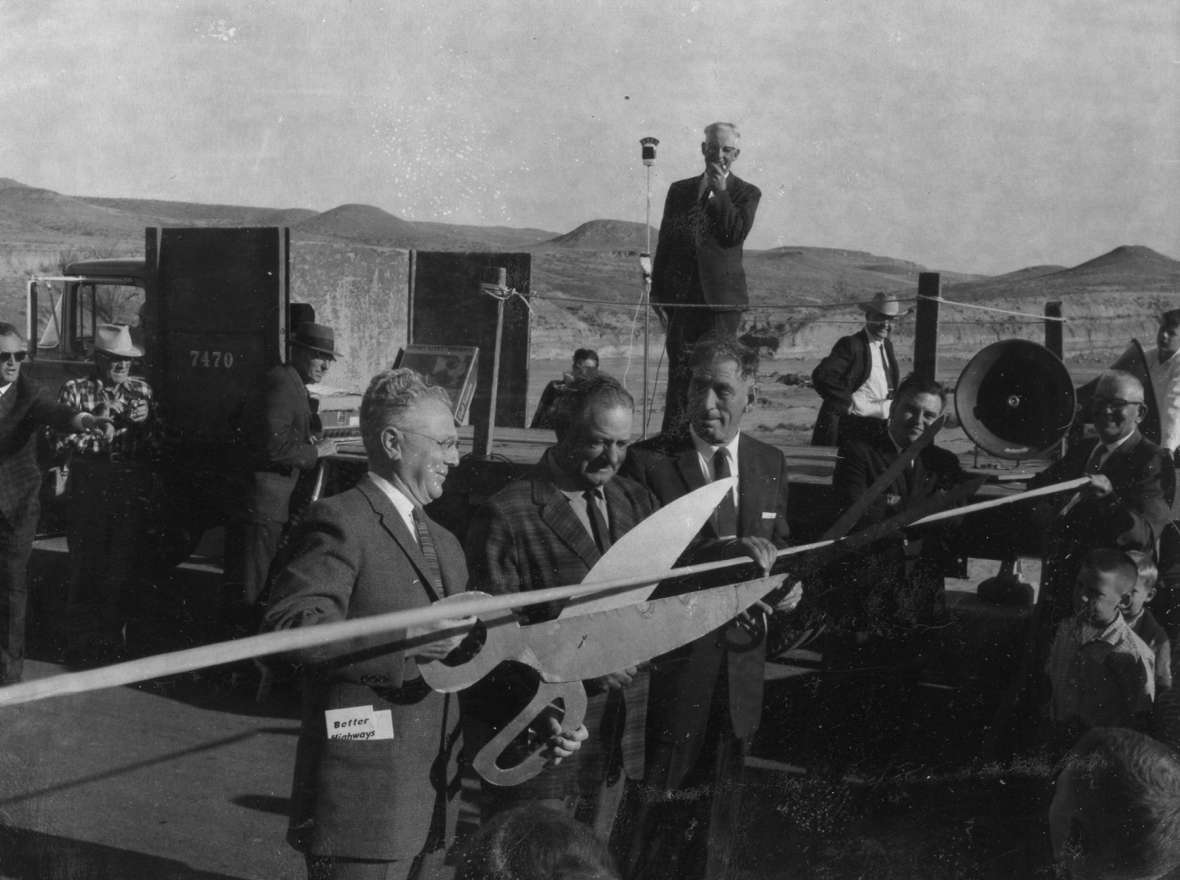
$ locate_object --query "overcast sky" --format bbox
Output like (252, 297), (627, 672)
(0, 0), (1175, 274)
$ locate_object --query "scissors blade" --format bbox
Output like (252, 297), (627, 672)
(560, 477), (736, 618)
(535, 573), (786, 682)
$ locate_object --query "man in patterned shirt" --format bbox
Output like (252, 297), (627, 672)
(57, 323), (156, 665)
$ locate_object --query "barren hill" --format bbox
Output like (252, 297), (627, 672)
(536, 219), (658, 251)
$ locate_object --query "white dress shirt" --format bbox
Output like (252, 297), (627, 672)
(690, 428), (741, 504)
(850, 338), (892, 419)
(1145, 346), (1180, 453)
(366, 471), (419, 542)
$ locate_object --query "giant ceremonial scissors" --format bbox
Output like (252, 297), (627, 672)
(418, 478), (790, 785)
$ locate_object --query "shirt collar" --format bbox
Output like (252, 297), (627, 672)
(1101, 431), (1135, 455)
(0, 382), (11, 397)
(366, 471), (418, 528)
(689, 426), (741, 463)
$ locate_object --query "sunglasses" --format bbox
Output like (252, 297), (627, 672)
(0, 351), (28, 364)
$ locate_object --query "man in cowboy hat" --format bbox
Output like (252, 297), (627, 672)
(810, 291), (902, 448)
(224, 321), (339, 633)
(57, 322), (158, 665)
(0, 320), (104, 683)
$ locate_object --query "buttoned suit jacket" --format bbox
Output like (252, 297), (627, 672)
(240, 364), (318, 523)
(810, 330), (899, 446)
(0, 374), (77, 525)
(620, 431), (790, 788)
(827, 433), (969, 628)
(264, 478), (466, 862)
(463, 462), (659, 795)
(650, 173), (761, 309)
(1031, 430), (1175, 625)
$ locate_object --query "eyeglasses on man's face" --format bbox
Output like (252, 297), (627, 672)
(399, 427), (460, 453)
(0, 351), (28, 364)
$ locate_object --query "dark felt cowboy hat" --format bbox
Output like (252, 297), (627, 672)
(291, 322), (338, 359)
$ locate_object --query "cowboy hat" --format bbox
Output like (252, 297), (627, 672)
(291, 322), (338, 359)
(93, 324), (144, 359)
(859, 292), (902, 318)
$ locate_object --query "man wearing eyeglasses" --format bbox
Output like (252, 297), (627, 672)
(810, 291), (902, 448)
(264, 367), (585, 879)
(463, 372), (656, 834)
(56, 323), (157, 666)
(225, 322), (340, 635)
(0, 321), (104, 683)
(1029, 370), (1175, 638)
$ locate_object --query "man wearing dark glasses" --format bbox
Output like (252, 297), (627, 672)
(0, 322), (104, 683)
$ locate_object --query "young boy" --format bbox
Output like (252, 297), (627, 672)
(1126, 551), (1172, 692)
(1045, 548), (1156, 742)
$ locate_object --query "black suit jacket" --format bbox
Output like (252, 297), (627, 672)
(0, 374), (77, 525)
(651, 173), (761, 309)
(811, 330), (899, 446)
(264, 477), (467, 861)
(240, 364), (318, 523)
(1030, 430), (1174, 549)
(620, 431), (789, 787)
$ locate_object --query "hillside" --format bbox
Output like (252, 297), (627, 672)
(0, 177), (1174, 366)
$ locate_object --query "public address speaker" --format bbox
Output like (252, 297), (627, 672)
(954, 339), (1075, 459)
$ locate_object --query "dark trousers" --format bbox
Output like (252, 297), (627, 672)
(612, 671), (747, 880)
(0, 500), (37, 684)
(224, 518), (284, 610)
(65, 459), (149, 652)
(661, 307), (743, 434)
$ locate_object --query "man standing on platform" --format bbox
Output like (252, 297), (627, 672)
(652, 122), (760, 433)
(811, 291), (902, 447)
(0, 321), (103, 684)
(225, 322), (339, 631)
(464, 373), (655, 836)
(617, 334), (794, 880)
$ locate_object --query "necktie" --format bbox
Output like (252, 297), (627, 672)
(1086, 444), (1108, 474)
(412, 508), (446, 595)
(882, 344), (895, 393)
(583, 489), (612, 554)
(713, 447), (738, 539)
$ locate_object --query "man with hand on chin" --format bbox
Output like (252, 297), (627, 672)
(0, 321), (106, 684)
(265, 368), (585, 880)
(652, 122), (761, 432)
(618, 334), (794, 880)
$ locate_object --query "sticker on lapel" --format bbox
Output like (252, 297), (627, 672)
(325, 705), (395, 741)
(761, 511), (777, 520)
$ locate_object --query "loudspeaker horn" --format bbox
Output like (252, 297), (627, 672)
(954, 339), (1076, 459)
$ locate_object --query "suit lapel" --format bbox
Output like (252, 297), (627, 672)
(534, 477), (601, 570)
(1101, 431), (1141, 482)
(736, 435), (764, 538)
(358, 478), (441, 602)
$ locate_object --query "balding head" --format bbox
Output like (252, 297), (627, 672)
(1092, 370), (1146, 444)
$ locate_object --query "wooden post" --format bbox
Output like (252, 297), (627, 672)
(913, 272), (941, 382)
(1044, 301), (1063, 359)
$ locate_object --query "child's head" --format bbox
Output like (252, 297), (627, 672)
(1125, 550), (1160, 618)
(1049, 727), (1180, 880)
(455, 804), (619, 880)
(1073, 548), (1138, 627)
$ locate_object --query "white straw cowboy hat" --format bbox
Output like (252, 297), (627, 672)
(93, 324), (144, 358)
(859, 292), (903, 318)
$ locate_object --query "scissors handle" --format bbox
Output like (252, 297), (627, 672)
(418, 591), (518, 693)
(473, 680), (589, 787)
(722, 606), (766, 653)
